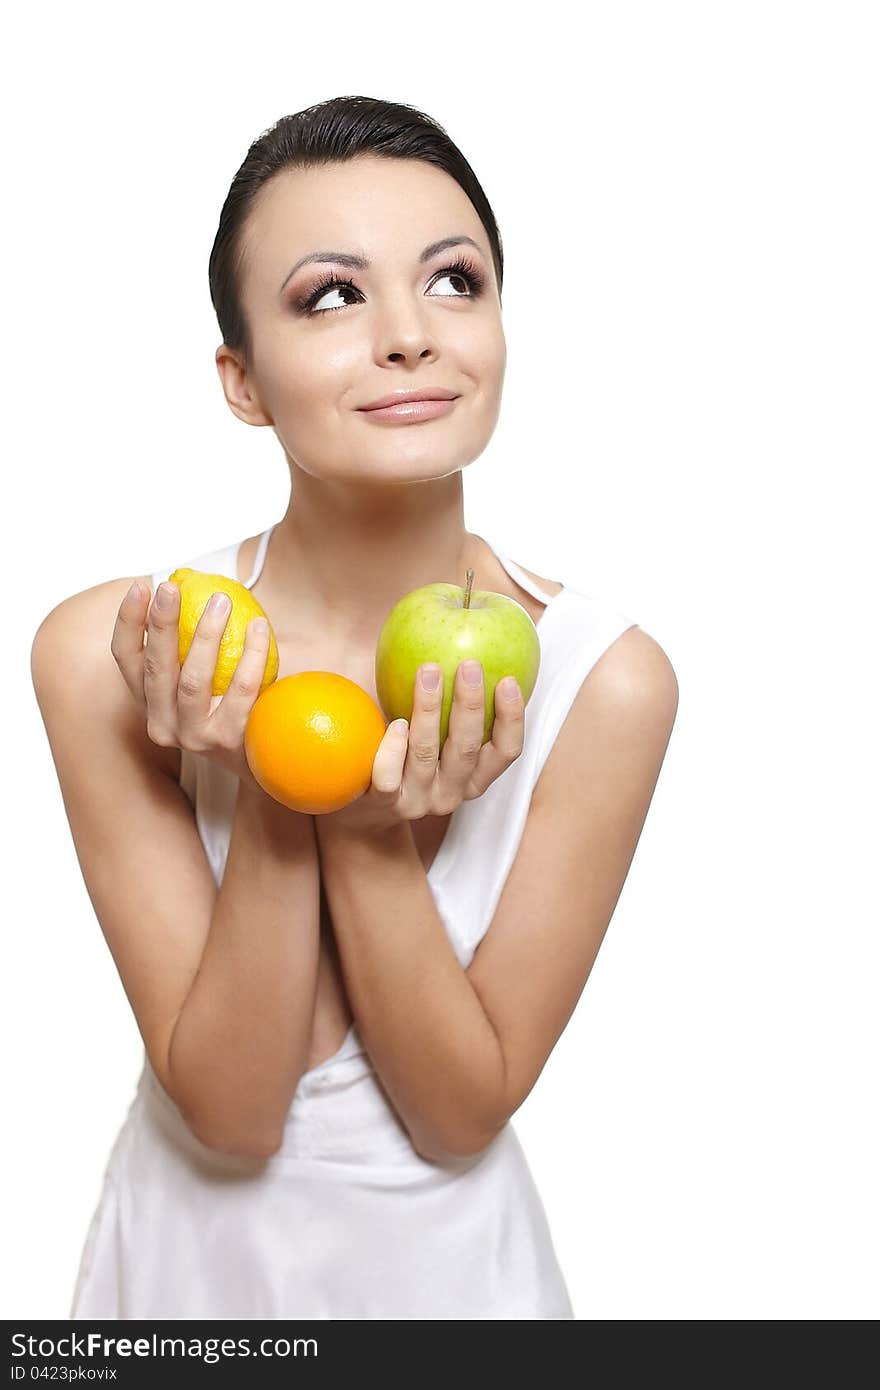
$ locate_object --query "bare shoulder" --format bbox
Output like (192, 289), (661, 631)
(587, 624), (679, 707)
(31, 576), (181, 782)
(534, 623), (679, 809)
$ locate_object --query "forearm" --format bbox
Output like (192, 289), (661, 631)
(169, 782), (321, 1155)
(315, 820), (506, 1161)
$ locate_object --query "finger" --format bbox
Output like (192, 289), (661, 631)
(369, 719), (409, 800)
(403, 664), (444, 806)
(175, 589), (233, 726)
(209, 616), (273, 738)
(143, 580), (186, 729)
(110, 579), (151, 712)
(463, 676), (525, 800)
(437, 659), (486, 804)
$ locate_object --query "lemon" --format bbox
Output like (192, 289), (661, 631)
(167, 567), (279, 697)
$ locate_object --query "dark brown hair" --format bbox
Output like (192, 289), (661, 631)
(208, 95), (504, 367)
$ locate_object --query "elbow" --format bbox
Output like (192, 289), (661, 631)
(413, 1055), (510, 1163)
(166, 1055), (283, 1159)
(187, 1113), (283, 1160)
(194, 1125), (282, 1160)
(414, 1120), (506, 1165)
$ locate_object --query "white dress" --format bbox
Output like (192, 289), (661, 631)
(69, 524), (637, 1320)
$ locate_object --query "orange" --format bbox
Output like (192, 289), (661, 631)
(244, 671), (388, 814)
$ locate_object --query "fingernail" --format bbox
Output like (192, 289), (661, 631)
(420, 665), (441, 691)
(251, 617), (268, 636)
(125, 580), (143, 604)
(462, 660), (482, 686)
(156, 584), (175, 609)
(390, 718), (409, 734)
(208, 592), (231, 616)
(499, 676), (519, 700)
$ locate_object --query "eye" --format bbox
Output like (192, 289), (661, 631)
(300, 274), (361, 315)
(295, 254), (488, 316)
(426, 256), (486, 299)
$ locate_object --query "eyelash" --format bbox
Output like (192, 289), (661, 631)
(294, 254), (487, 316)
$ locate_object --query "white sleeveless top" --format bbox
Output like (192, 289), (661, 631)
(69, 524), (636, 1321)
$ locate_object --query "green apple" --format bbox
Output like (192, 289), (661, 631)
(375, 568), (541, 747)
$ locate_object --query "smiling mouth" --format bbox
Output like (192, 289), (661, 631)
(356, 396), (460, 422)
(358, 397), (459, 411)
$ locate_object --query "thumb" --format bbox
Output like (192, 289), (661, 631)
(370, 719), (409, 796)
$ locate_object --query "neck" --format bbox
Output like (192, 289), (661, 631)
(262, 463), (477, 645)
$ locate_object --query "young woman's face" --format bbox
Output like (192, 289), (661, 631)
(233, 155), (506, 485)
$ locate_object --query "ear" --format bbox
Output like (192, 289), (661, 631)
(215, 344), (274, 427)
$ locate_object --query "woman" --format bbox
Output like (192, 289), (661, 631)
(31, 96), (679, 1319)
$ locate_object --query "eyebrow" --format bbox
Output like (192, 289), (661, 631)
(278, 235), (485, 295)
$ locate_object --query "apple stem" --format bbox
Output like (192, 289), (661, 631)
(464, 567), (474, 610)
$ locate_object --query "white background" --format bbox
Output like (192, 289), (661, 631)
(4, 1), (877, 1320)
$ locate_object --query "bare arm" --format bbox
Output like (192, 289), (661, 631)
(316, 817), (505, 1163)
(312, 654), (525, 1163)
(30, 579), (322, 1159)
(315, 627), (678, 1163)
(168, 779), (321, 1156)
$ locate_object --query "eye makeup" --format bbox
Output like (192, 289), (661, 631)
(290, 254), (488, 316)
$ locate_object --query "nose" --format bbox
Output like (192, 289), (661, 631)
(371, 290), (440, 365)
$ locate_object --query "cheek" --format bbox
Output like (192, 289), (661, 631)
(264, 336), (356, 415)
(475, 330), (506, 429)
(459, 317), (506, 381)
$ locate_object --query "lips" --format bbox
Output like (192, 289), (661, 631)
(357, 397), (459, 423)
(359, 389), (458, 411)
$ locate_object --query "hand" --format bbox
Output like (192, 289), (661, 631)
(319, 660), (525, 838)
(111, 578), (270, 795)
